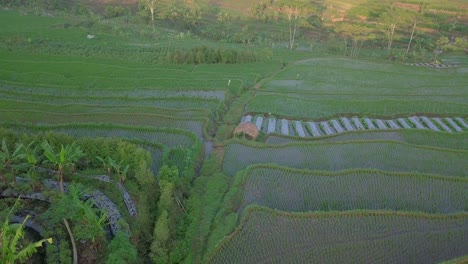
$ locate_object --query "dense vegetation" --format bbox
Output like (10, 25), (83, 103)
(0, 0), (467, 263)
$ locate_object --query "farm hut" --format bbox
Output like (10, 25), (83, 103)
(233, 122), (259, 140)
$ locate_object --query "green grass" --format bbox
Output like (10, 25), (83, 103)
(234, 165), (467, 214)
(266, 130), (468, 150)
(222, 140), (468, 177)
(209, 207), (468, 264)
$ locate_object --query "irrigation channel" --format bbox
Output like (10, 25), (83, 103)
(239, 115), (468, 137)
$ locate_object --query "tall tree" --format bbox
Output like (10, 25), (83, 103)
(1, 198), (52, 264)
(275, 0), (312, 50)
(379, 1), (402, 52)
(336, 23), (375, 57)
(140, 0), (160, 22)
(405, 3), (424, 56)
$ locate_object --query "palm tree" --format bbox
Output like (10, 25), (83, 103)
(1, 198), (52, 264)
(41, 141), (85, 193)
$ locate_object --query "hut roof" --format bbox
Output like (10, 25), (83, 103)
(233, 122), (259, 140)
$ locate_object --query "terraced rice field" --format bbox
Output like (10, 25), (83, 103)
(222, 141), (468, 177)
(210, 56), (468, 263)
(236, 165), (468, 214)
(265, 130), (468, 149)
(210, 208), (468, 264)
(0, 49), (274, 144)
(2, 9), (468, 262)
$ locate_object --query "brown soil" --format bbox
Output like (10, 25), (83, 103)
(77, 241), (99, 264)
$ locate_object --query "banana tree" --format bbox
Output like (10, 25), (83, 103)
(41, 141), (85, 193)
(96, 156), (115, 176)
(16, 141), (41, 191)
(111, 161), (129, 184)
(0, 139), (23, 186)
(1, 199), (53, 264)
(46, 184), (108, 263)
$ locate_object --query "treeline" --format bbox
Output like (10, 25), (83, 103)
(0, 0), (90, 15)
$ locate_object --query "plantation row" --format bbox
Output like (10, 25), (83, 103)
(210, 208), (468, 264)
(244, 95), (468, 119)
(0, 110), (207, 139)
(222, 141), (468, 177)
(265, 130), (468, 150)
(256, 90), (468, 104)
(0, 84), (227, 100)
(234, 165), (467, 214)
(240, 115), (468, 137)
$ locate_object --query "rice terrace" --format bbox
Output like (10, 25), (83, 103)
(0, 0), (467, 263)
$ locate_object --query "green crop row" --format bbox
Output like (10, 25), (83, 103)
(232, 165), (467, 214)
(222, 140), (468, 177)
(246, 95), (468, 119)
(0, 89), (222, 113)
(257, 90), (468, 104)
(0, 110), (207, 138)
(0, 69), (243, 90)
(209, 206), (468, 264)
(0, 98), (211, 118)
(0, 84), (227, 100)
(265, 130), (468, 150)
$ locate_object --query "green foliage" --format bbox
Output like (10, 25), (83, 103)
(41, 140), (86, 192)
(0, 138), (23, 185)
(104, 6), (130, 19)
(150, 210), (170, 264)
(44, 184), (107, 245)
(157, 165), (179, 184)
(116, 141), (154, 186)
(0, 198), (53, 264)
(436, 36), (468, 52)
(164, 46), (262, 64)
(106, 232), (138, 264)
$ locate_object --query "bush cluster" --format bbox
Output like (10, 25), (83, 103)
(163, 46), (261, 64)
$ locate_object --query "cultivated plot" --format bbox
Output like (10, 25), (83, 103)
(210, 208), (468, 264)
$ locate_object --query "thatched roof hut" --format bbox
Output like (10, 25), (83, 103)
(233, 122), (259, 140)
